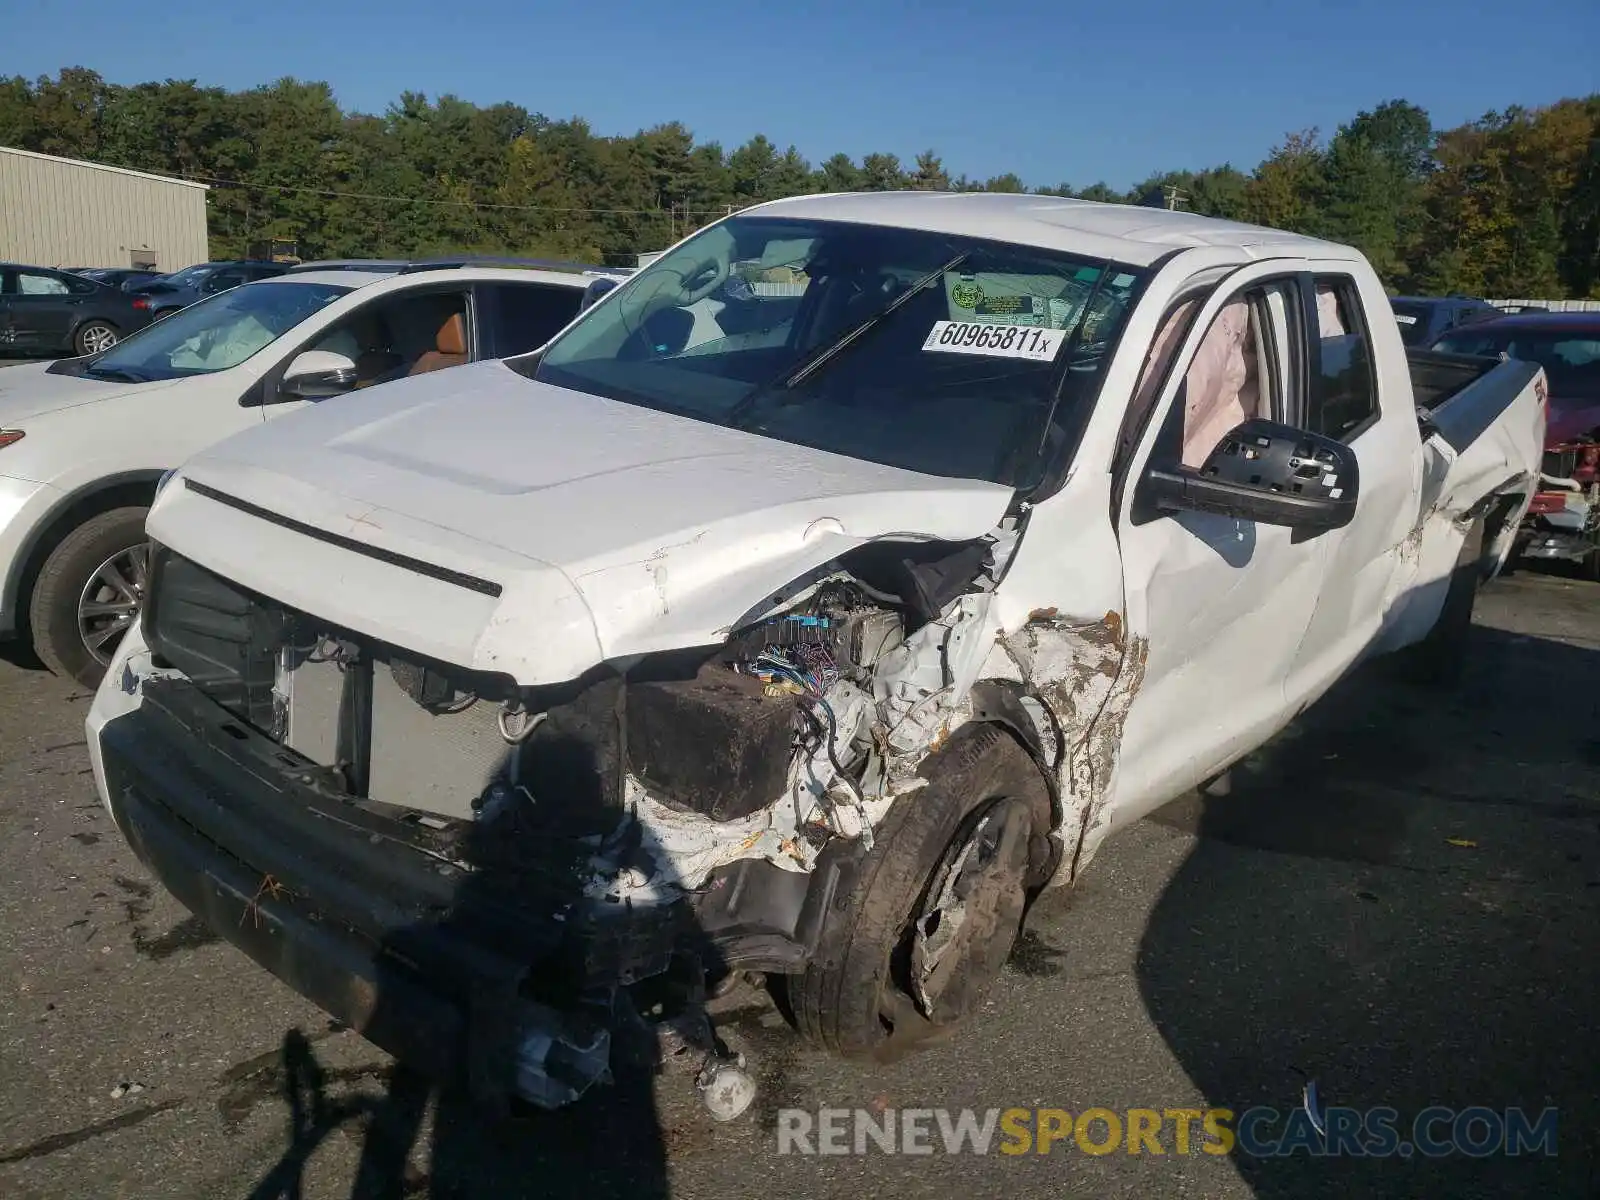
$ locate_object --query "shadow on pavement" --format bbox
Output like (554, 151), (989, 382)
(0, 640), (44, 671)
(1136, 623), (1600, 1197)
(224, 707), (722, 1200)
(240, 1035), (669, 1200)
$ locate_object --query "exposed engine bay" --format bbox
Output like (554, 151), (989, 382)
(118, 521), (1068, 1117)
(138, 515), (1042, 931)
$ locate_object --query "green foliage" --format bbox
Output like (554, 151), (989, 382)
(0, 69), (1595, 295)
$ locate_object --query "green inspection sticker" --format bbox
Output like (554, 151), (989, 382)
(950, 280), (984, 309)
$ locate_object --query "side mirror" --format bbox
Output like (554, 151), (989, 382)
(280, 349), (358, 400)
(1140, 418), (1359, 532)
(578, 277), (620, 313)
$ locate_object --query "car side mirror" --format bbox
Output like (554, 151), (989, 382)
(280, 349), (358, 400)
(1140, 417), (1359, 532)
(578, 277), (620, 313)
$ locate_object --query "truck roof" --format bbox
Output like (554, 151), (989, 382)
(746, 191), (1353, 268)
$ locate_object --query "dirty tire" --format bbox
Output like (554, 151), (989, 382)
(787, 724), (1050, 1062)
(1397, 521), (1482, 688)
(28, 506), (150, 689)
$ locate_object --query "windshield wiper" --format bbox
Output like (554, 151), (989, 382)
(728, 250), (969, 428)
(1032, 263), (1111, 457)
(85, 366), (148, 383)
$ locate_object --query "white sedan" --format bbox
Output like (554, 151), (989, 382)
(0, 259), (623, 685)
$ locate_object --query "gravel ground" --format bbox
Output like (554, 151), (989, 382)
(0, 571), (1596, 1199)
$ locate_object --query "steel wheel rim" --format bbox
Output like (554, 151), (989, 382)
(81, 324), (118, 354)
(78, 543), (150, 666)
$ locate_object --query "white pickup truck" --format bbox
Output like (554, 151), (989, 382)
(86, 194), (1546, 1118)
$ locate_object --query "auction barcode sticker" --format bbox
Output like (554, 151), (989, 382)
(923, 320), (1067, 361)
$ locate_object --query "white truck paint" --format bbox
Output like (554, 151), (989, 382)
(86, 194), (1546, 1112)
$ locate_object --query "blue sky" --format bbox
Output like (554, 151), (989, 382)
(6, 0), (1598, 189)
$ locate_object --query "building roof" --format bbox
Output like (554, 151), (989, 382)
(0, 145), (209, 191)
(745, 191), (1352, 268)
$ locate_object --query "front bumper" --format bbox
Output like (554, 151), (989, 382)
(94, 671), (685, 1111)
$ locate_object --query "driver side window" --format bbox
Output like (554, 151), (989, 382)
(16, 270), (71, 296)
(1177, 284), (1291, 467)
(301, 289), (471, 391)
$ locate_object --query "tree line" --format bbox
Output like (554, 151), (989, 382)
(2, 69), (1597, 297)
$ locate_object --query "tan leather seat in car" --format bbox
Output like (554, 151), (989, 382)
(408, 313), (469, 376)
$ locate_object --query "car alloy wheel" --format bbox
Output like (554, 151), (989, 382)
(77, 542), (150, 667)
(76, 322), (120, 355)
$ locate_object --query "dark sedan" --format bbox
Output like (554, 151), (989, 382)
(1390, 294), (1501, 347)
(128, 260), (292, 320)
(0, 263), (153, 357)
(66, 267), (167, 292)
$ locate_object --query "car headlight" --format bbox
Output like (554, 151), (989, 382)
(155, 468), (177, 496)
(0, 430), (23, 450)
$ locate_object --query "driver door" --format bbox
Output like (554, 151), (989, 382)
(1110, 261), (1330, 816)
(5, 269), (81, 351)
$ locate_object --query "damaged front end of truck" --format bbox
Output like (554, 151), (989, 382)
(93, 506), (1138, 1120)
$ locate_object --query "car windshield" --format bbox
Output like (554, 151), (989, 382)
(1390, 302), (1432, 346)
(83, 281), (350, 382)
(529, 216), (1145, 488)
(158, 264), (212, 288)
(1433, 328), (1600, 404)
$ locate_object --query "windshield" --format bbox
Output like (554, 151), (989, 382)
(85, 281), (350, 382)
(530, 216), (1145, 488)
(157, 264), (212, 288)
(1433, 328), (1600, 404)
(1391, 302), (1432, 346)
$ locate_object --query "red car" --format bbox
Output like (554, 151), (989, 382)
(1433, 311), (1600, 574)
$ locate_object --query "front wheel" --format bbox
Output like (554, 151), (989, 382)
(28, 507), (151, 689)
(786, 724), (1051, 1062)
(74, 320), (120, 356)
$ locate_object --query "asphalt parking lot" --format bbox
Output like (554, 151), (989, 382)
(1, 571), (1597, 1199)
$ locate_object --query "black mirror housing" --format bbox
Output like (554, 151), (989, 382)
(1139, 418), (1359, 532)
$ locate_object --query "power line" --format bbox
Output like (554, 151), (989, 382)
(181, 170), (738, 216)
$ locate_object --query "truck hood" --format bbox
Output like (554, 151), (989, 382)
(0, 361), (174, 423)
(150, 359), (1016, 684)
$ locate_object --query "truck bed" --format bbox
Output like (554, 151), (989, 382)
(1408, 349), (1543, 455)
(1408, 348), (1501, 413)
